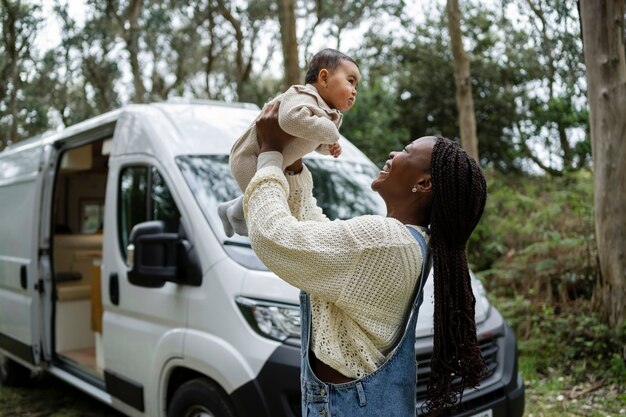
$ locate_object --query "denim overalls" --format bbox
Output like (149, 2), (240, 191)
(300, 226), (430, 417)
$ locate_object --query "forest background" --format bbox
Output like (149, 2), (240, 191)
(0, 0), (625, 415)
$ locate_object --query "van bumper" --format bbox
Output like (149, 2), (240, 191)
(420, 322), (525, 417)
(230, 323), (524, 417)
(230, 342), (302, 417)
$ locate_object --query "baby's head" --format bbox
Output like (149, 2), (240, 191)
(305, 49), (360, 112)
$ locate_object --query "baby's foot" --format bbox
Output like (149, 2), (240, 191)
(227, 204), (248, 237)
(217, 201), (235, 237)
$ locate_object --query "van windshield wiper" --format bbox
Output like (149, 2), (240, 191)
(223, 240), (252, 248)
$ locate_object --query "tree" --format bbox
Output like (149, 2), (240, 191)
(49, 2), (120, 125)
(298, 0), (404, 60)
(510, 0), (589, 176)
(350, 1), (590, 175)
(104, 0), (146, 103)
(356, 7), (526, 171)
(0, 0), (44, 148)
(214, 0), (270, 101)
(446, 0), (479, 161)
(579, 0), (626, 331)
(277, 0), (300, 87)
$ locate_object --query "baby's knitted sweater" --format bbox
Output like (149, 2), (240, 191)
(229, 84), (342, 192)
(243, 155), (428, 379)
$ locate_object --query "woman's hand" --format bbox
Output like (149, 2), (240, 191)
(285, 159), (303, 174)
(256, 101), (294, 154)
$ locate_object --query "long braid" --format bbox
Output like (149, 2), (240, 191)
(422, 137), (488, 416)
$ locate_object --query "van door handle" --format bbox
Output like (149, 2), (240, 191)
(109, 273), (120, 305)
(20, 265), (27, 290)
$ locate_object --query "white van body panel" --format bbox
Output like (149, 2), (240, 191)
(110, 104), (259, 159)
(100, 102), (287, 416)
(141, 329), (186, 417)
(240, 270), (300, 306)
(0, 142), (46, 367)
(181, 329), (264, 394)
(102, 154), (188, 404)
(183, 258), (284, 391)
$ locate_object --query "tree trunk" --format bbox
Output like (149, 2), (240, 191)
(446, 0), (479, 162)
(216, 0), (254, 99)
(277, 0), (300, 88)
(1, 0), (18, 146)
(580, 0), (626, 331)
(126, 0), (145, 103)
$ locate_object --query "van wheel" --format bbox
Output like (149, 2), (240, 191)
(168, 378), (237, 417)
(0, 353), (32, 386)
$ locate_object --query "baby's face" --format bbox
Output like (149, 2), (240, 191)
(322, 60), (360, 111)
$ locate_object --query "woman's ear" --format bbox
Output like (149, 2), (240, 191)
(318, 69), (329, 87)
(415, 174), (432, 193)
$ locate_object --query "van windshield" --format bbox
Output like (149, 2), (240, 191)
(176, 155), (386, 244)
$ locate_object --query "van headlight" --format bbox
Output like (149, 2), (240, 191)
(236, 297), (301, 341)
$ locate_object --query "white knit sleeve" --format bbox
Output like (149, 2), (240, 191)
(285, 164), (329, 222)
(243, 166), (387, 302)
(278, 90), (341, 145)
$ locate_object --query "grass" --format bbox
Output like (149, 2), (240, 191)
(520, 353), (626, 417)
(0, 376), (122, 417)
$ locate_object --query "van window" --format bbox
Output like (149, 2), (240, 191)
(176, 155), (385, 236)
(81, 200), (105, 233)
(118, 166), (181, 259)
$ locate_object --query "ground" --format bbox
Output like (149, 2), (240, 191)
(1, 372), (624, 416)
(0, 376), (122, 417)
(523, 376), (625, 417)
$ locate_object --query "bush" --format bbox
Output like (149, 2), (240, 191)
(471, 169), (596, 305)
(492, 295), (626, 383)
(469, 169), (625, 383)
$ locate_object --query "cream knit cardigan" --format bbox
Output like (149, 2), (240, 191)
(230, 84), (343, 192)
(243, 154), (428, 379)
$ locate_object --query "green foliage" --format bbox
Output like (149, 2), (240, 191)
(494, 295), (626, 384)
(471, 170), (595, 305)
(471, 171), (625, 383)
(350, 0), (589, 175)
(0, 1), (45, 147)
(340, 78), (409, 166)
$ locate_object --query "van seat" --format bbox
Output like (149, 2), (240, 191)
(57, 281), (91, 301)
(54, 234), (103, 301)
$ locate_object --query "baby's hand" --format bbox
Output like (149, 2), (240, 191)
(329, 143), (342, 158)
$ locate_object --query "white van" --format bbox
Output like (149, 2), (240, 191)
(0, 100), (524, 417)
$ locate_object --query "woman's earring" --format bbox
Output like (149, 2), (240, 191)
(412, 186), (418, 193)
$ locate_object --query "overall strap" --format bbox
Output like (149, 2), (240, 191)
(406, 226), (431, 300)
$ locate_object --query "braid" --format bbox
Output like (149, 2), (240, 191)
(422, 137), (488, 416)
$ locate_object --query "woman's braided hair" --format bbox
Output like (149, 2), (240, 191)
(423, 136), (488, 416)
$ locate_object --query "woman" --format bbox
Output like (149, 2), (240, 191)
(243, 101), (488, 416)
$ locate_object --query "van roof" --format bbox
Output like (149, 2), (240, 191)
(2, 100), (374, 166)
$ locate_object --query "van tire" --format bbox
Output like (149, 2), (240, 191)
(168, 377), (237, 417)
(0, 354), (32, 386)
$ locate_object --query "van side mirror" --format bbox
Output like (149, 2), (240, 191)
(127, 221), (202, 288)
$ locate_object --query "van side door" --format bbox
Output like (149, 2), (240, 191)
(0, 143), (50, 369)
(101, 157), (189, 415)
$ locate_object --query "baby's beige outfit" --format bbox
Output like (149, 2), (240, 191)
(218, 84), (343, 237)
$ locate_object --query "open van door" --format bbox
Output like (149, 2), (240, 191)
(0, 142), (54, 372)
(36, 143), (59, 364)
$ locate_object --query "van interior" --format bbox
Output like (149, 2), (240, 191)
(51, 138), (111, 378)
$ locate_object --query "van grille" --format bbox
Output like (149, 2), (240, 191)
(415, 336), (499, 401)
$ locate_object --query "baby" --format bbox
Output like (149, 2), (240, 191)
(218, 48), (360, 237)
